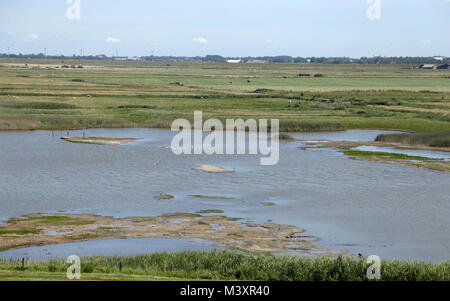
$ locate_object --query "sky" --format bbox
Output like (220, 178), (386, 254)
(0, 0), (449, 57)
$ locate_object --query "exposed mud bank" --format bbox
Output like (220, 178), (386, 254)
(0, 213), (345, 257)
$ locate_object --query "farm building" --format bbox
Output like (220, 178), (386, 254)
(246, 59), (267, 64)
(227, 59), (241, 63)
(437, 63), (449, 70)
(420, 64), (437, 70)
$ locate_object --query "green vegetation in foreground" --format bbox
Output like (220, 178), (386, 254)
(0, 251), (448, 281)
(376, 131), (450, 147)
(0, 59), (449, 132)
(340, 150), (442, 161)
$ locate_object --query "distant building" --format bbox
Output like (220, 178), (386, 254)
(226, 59), (241, 63)
(420, 64), (437, 70)
(113, 56), (129, 61)
(246, 59), (267, 64)
(433, 56), (445, 62)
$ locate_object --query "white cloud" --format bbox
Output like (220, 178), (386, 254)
(420, 39), (432, 44)
(265, 39), (273, 44)
(24, 33), (39, 41)
(192, 37), (207, 44)
(105, 37), (120, 43)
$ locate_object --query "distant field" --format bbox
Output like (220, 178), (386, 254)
(0, 59), (449, 132)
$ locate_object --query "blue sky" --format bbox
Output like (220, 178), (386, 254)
(0, 0), (448, 57)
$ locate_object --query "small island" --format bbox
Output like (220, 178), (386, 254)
(193, 165), (235, 173)
(61, 137), (142, 145)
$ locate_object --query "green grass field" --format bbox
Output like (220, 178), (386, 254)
(1, 251), (448, 281)
(0, 59), (449, 132)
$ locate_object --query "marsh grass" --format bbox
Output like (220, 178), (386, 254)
(155, 194), (174, 200)
(277, 133), (295, 140)
(0, 102), (77, 110)
(8, 215), (94, 226)
(279, 120), (346, 132)
(0, 60), (448, 132)
(0, 228), (42, 235)
(341, 150), (441, 161)
(0, 251), (448, 281)
(376, 131), (450, 147)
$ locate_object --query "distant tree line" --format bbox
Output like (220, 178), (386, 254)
(0, 53), (447, 65)
(0, 53), (109, 60)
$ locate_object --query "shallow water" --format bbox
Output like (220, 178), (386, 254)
(0, 128), (449, 262)
(352, 145), (450, 161)
(289, 129), (405, 142)
(0, 238), (222, 261)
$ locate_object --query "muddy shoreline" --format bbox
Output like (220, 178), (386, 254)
(0, 213), (347, 257)
(299, 140), (450, 172)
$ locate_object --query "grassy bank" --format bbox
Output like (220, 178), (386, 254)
(376, 131), (450, 147)
(0, 59), (449, 132)
(0, 251), (448, 281)
(340, 149), (450, 172)
(340, 150), (442, 161)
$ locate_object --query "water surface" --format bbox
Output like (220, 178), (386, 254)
(0, 128), (449, 262)
(0, 238), (222, 261)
